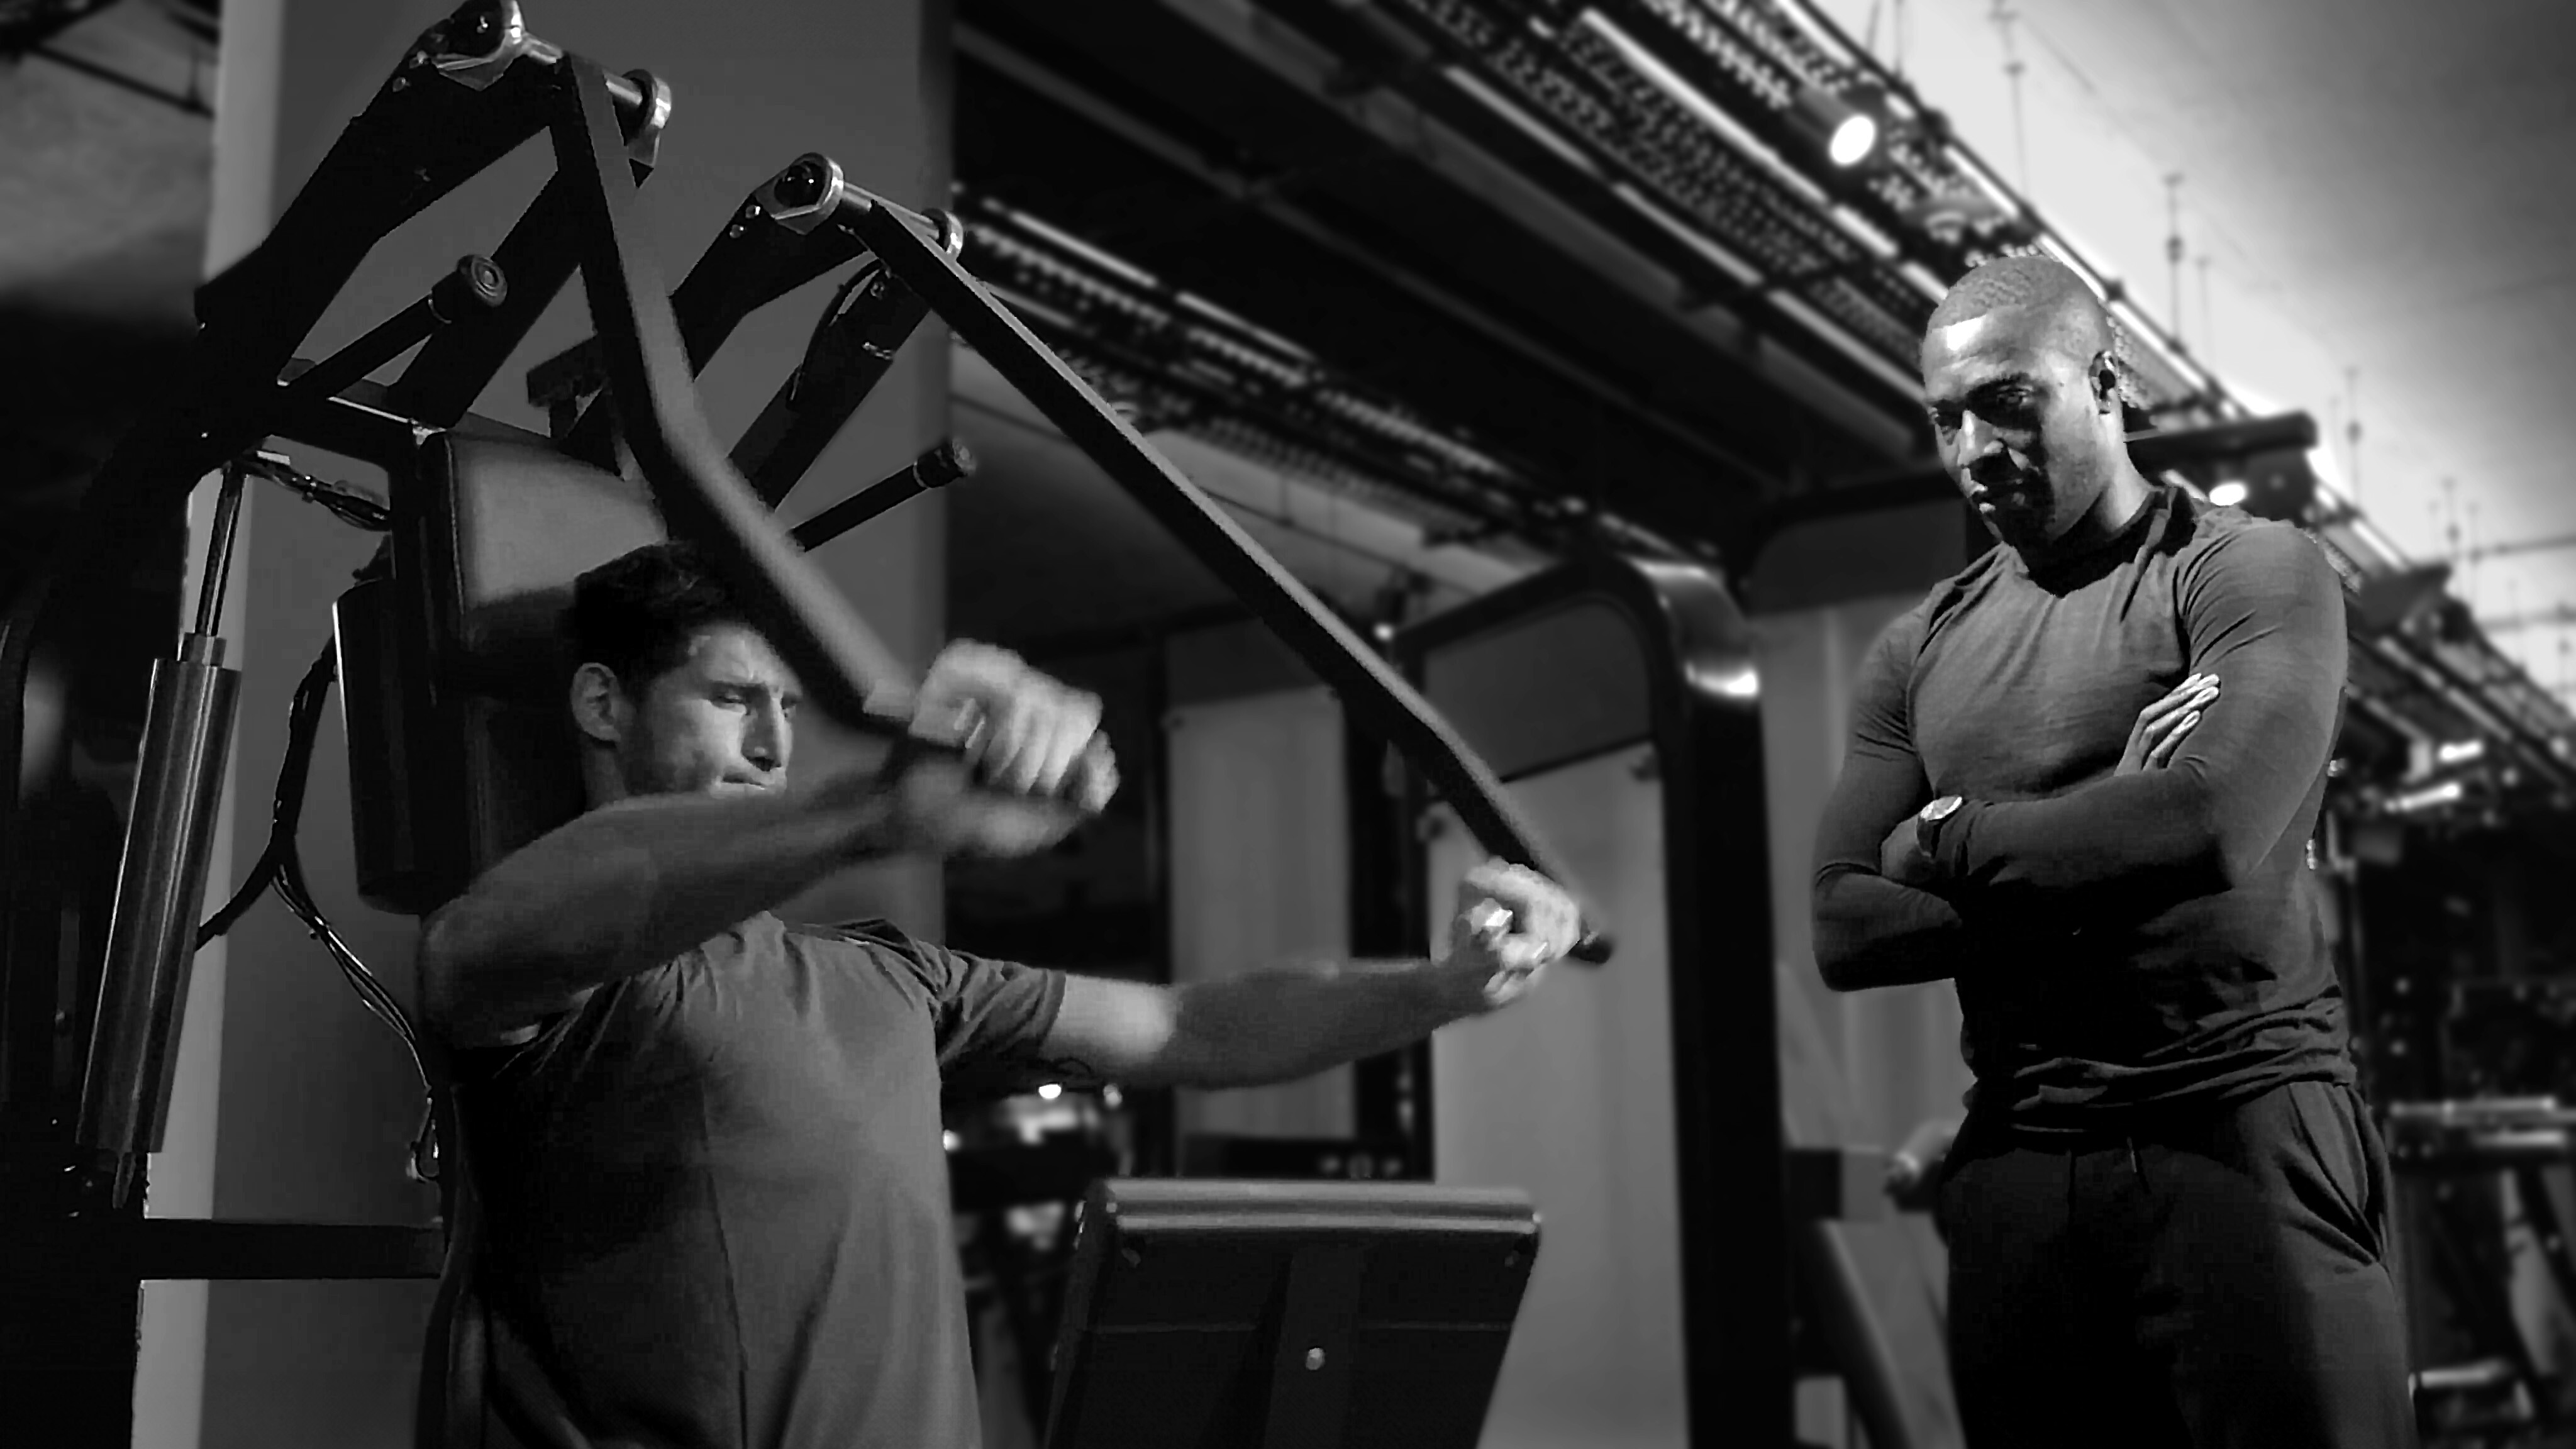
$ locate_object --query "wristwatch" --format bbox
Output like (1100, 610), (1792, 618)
(1914, 794), (1964, 862)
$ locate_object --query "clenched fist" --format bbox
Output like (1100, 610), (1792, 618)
(1441, 860), (1582, 1012)
(886, 641), (1120, 858)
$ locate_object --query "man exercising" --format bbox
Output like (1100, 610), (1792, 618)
(418, 541), (1580, 1449)
(1811, 254), (2412, 1446)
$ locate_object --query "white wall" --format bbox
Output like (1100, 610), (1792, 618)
(1164, 686), (1354, 1139)
(1429, 750), (1690, 1449)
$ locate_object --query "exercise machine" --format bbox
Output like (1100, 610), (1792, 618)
(0, 1), (1606, 1440)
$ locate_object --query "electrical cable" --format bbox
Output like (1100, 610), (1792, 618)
(183, 448), (423, 1180)
(194, 636), (440, 1183)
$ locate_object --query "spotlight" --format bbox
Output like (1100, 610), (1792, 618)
(2208, 448), (2316, 522)
(1791, 85), (1879, 169)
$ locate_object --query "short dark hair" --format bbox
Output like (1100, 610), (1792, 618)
(564, 541), (745, 694)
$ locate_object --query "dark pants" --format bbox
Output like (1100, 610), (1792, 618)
(1939, 1080), (2416, 1448)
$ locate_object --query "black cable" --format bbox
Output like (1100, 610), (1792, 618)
(192, 637), (440, 1182)
(182, 450), (426, 1176)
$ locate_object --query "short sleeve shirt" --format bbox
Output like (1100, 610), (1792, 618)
(456, 914), (1067, 1448)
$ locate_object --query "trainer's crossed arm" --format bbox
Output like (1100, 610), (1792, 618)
(1812, 526), (2343, 991)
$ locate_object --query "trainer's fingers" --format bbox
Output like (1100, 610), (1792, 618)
(2138, 674), (2215, 726)
(2147, 710), (2201, 765)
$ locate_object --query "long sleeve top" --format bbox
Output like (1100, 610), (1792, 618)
(1810, 486), (2356, 1131)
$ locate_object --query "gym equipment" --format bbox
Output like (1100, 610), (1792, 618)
(0, 1), (1609, 1440)
(2387, 1098), (2576, 1442)
(1397, 552), (1784, 1443)
(1041, 1179), (1540, 1449)
(1396, 552), (1931, 1448)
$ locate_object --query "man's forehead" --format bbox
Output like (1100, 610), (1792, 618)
(1926, 303), (2050, 360)
(684, 623), (799, 687)
(1920, 309), (2045, 391)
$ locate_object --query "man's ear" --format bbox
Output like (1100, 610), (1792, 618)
(2091, 350), (2123, 413)
(569, 662), (630, 747)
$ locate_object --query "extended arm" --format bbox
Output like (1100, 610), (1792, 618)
(417, 775), (899, 1045)
(1809, 619), (1980, 992)
(419, 643), (1115, 1046)
(1029, 863), (1578, 1090)
(1920, 525), (2345, 921)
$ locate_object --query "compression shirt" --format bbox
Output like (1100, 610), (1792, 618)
(1811, 485), (2355, 1130)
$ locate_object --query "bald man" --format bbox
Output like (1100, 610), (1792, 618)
(1811, 255), (2414, 1448)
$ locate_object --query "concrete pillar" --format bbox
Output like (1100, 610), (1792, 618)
(156, 2), (950, 1442)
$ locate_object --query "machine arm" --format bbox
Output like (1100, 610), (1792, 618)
(841, 185), (1613, 960)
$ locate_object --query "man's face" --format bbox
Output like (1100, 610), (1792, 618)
(1919, 308), (2116, 553)
(609, 623), (803, 800)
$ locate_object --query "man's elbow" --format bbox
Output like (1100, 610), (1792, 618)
(2194, 831), (2279, 896)
(2180, 791), (2270, 894)
(1811, 921), (1887, 993)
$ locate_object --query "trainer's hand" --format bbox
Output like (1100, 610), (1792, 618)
(1439, 860), (1581, 1013)
(889, 641), (1119, 857)
(1884, 1116), (1960, 1213)
(2116, 673), (2218, 776)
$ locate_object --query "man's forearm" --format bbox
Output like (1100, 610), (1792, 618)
(1813, 867), (1975, 991)
(1149, 959), (1475, 1090)
(419, 781), (899, 1038)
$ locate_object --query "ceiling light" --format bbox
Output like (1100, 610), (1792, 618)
(1792, 85), (1879, 168)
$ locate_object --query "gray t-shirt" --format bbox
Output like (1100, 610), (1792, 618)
(457, 914), (1067, 1448)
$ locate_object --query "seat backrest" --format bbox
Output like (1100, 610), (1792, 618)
(369, 430), (663, 1449)
(345, 432), (666, 916)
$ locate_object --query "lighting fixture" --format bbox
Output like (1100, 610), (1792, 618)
(1791, 84), (1878, 168)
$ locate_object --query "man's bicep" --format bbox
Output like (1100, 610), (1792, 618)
(1814, 622), (1933, 874)
(1035, 974), (1179, 1086)
(2171, 527), (2348, 854)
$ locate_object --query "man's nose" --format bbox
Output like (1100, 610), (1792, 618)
(1957, 411), (2004, 461)
(741, 702), (791, 772)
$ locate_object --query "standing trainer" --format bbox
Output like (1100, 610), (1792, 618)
(1811, 254), (2412, 1447)
(419, 541), (1582, 1448)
